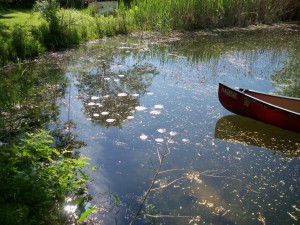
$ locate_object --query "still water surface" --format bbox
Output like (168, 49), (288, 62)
(1, 28), (300, 224)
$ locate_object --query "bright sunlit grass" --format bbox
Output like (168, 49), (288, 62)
(0, 8), (43, 27)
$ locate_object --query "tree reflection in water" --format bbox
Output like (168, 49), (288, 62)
(0, 63), (67, 139)
(76, 62), (158, 127)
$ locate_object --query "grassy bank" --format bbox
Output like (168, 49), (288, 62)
(127, 0), (299, 31)
(0, 0), (299, 66)
(0, 8), (42, 27)
(0, 6), (129, 66)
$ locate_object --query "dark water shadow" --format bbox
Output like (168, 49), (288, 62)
(215, 115), (300, 157)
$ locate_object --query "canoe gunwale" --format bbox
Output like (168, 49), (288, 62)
(222, 83), (300, 116)
(243, 91), (300, 116)
(218, 83), (300, 133)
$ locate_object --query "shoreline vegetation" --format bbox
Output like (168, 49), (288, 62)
(0, 0), (300, 67)
(0, 1), (299, 225)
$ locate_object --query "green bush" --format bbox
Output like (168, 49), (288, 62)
(34, 0), (81, 49)
(0, 36), (10, 66)
(10, 25), (43, 60)
(0, 130), (90, 225)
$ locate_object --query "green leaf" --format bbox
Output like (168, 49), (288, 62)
(78, 207), (98, 223)
(71, 196), (85, 205)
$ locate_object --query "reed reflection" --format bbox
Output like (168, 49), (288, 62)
(215, 115), (300, 157)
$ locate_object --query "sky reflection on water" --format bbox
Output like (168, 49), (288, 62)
(1, 29), (299, 225)
(54, 30), (300, 225)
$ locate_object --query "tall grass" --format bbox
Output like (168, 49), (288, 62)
(0, 6), (130, 66)
(0, 0), (299, 66)
(125, 0), (300, 31)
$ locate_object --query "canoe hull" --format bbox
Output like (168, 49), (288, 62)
(218, 83), (300, 133)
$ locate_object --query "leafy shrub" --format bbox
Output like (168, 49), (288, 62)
(34, 0), (81, 49)
(9, 25), (43, 60)
(0, 130), (90, 225)
(0, 35), (10, 66)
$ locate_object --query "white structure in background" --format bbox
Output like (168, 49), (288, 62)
(89, 1), (117, 15)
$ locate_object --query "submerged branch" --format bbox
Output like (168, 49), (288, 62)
(129, 143), (171, 225)
(151, 177), (185, 191)
(144, 214), (195, 218)
(199, 171), (243, 182)
(159, 168), (185, 174)
(130, 128), (243, 224)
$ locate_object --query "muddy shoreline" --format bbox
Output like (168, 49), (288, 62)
(1, 22), (299, 70)
(130, 22), (300, 43)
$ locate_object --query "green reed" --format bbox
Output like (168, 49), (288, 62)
(125, 0), (299, 31)
(0, 0), (298, 66)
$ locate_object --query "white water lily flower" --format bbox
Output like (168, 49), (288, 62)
(157, 128), (166, 133)
(96, 103), (103, 107)
(91, 96), (100, 100)
(106, 118), (115, 123)
(87, 102), (96, 106)
(140, 134), (148, 141)
(93, 113), (100, 117)
(182, 138), (190, 143)
(131, 93), (139, 97)
(147, 92), (154, 95)
(127, 116), (134, 120)
(101, 111), (109, 115)
(104, 77), (110, 80)
(170, 131), (178, 136)
(118, 74), (125, 78)
(118, 93), (127, 97)
(155, 138), (164, 143)
(168, 139), (175, 144)
(154, 104), (164, 109)
(150, 110), (161, 115)
(135, 106), (147, 111)
(114, 79), (120, 82)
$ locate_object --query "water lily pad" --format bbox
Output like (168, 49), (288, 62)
(140, 134), (148, 141)
(135, 106), (147, 111)
(150, 110), (161, 115)
(168, 139), (175, 144)
(157, 128), (166, 133)
(155, 138), (164, 143)
(154, 104), (164, 109)
(170, 131), (178, 136)
(182, 138), (190, 143)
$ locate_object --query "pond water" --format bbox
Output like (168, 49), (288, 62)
(1, 27), (300, 225)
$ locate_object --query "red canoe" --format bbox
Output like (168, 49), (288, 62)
(218, 83), (300, 133)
